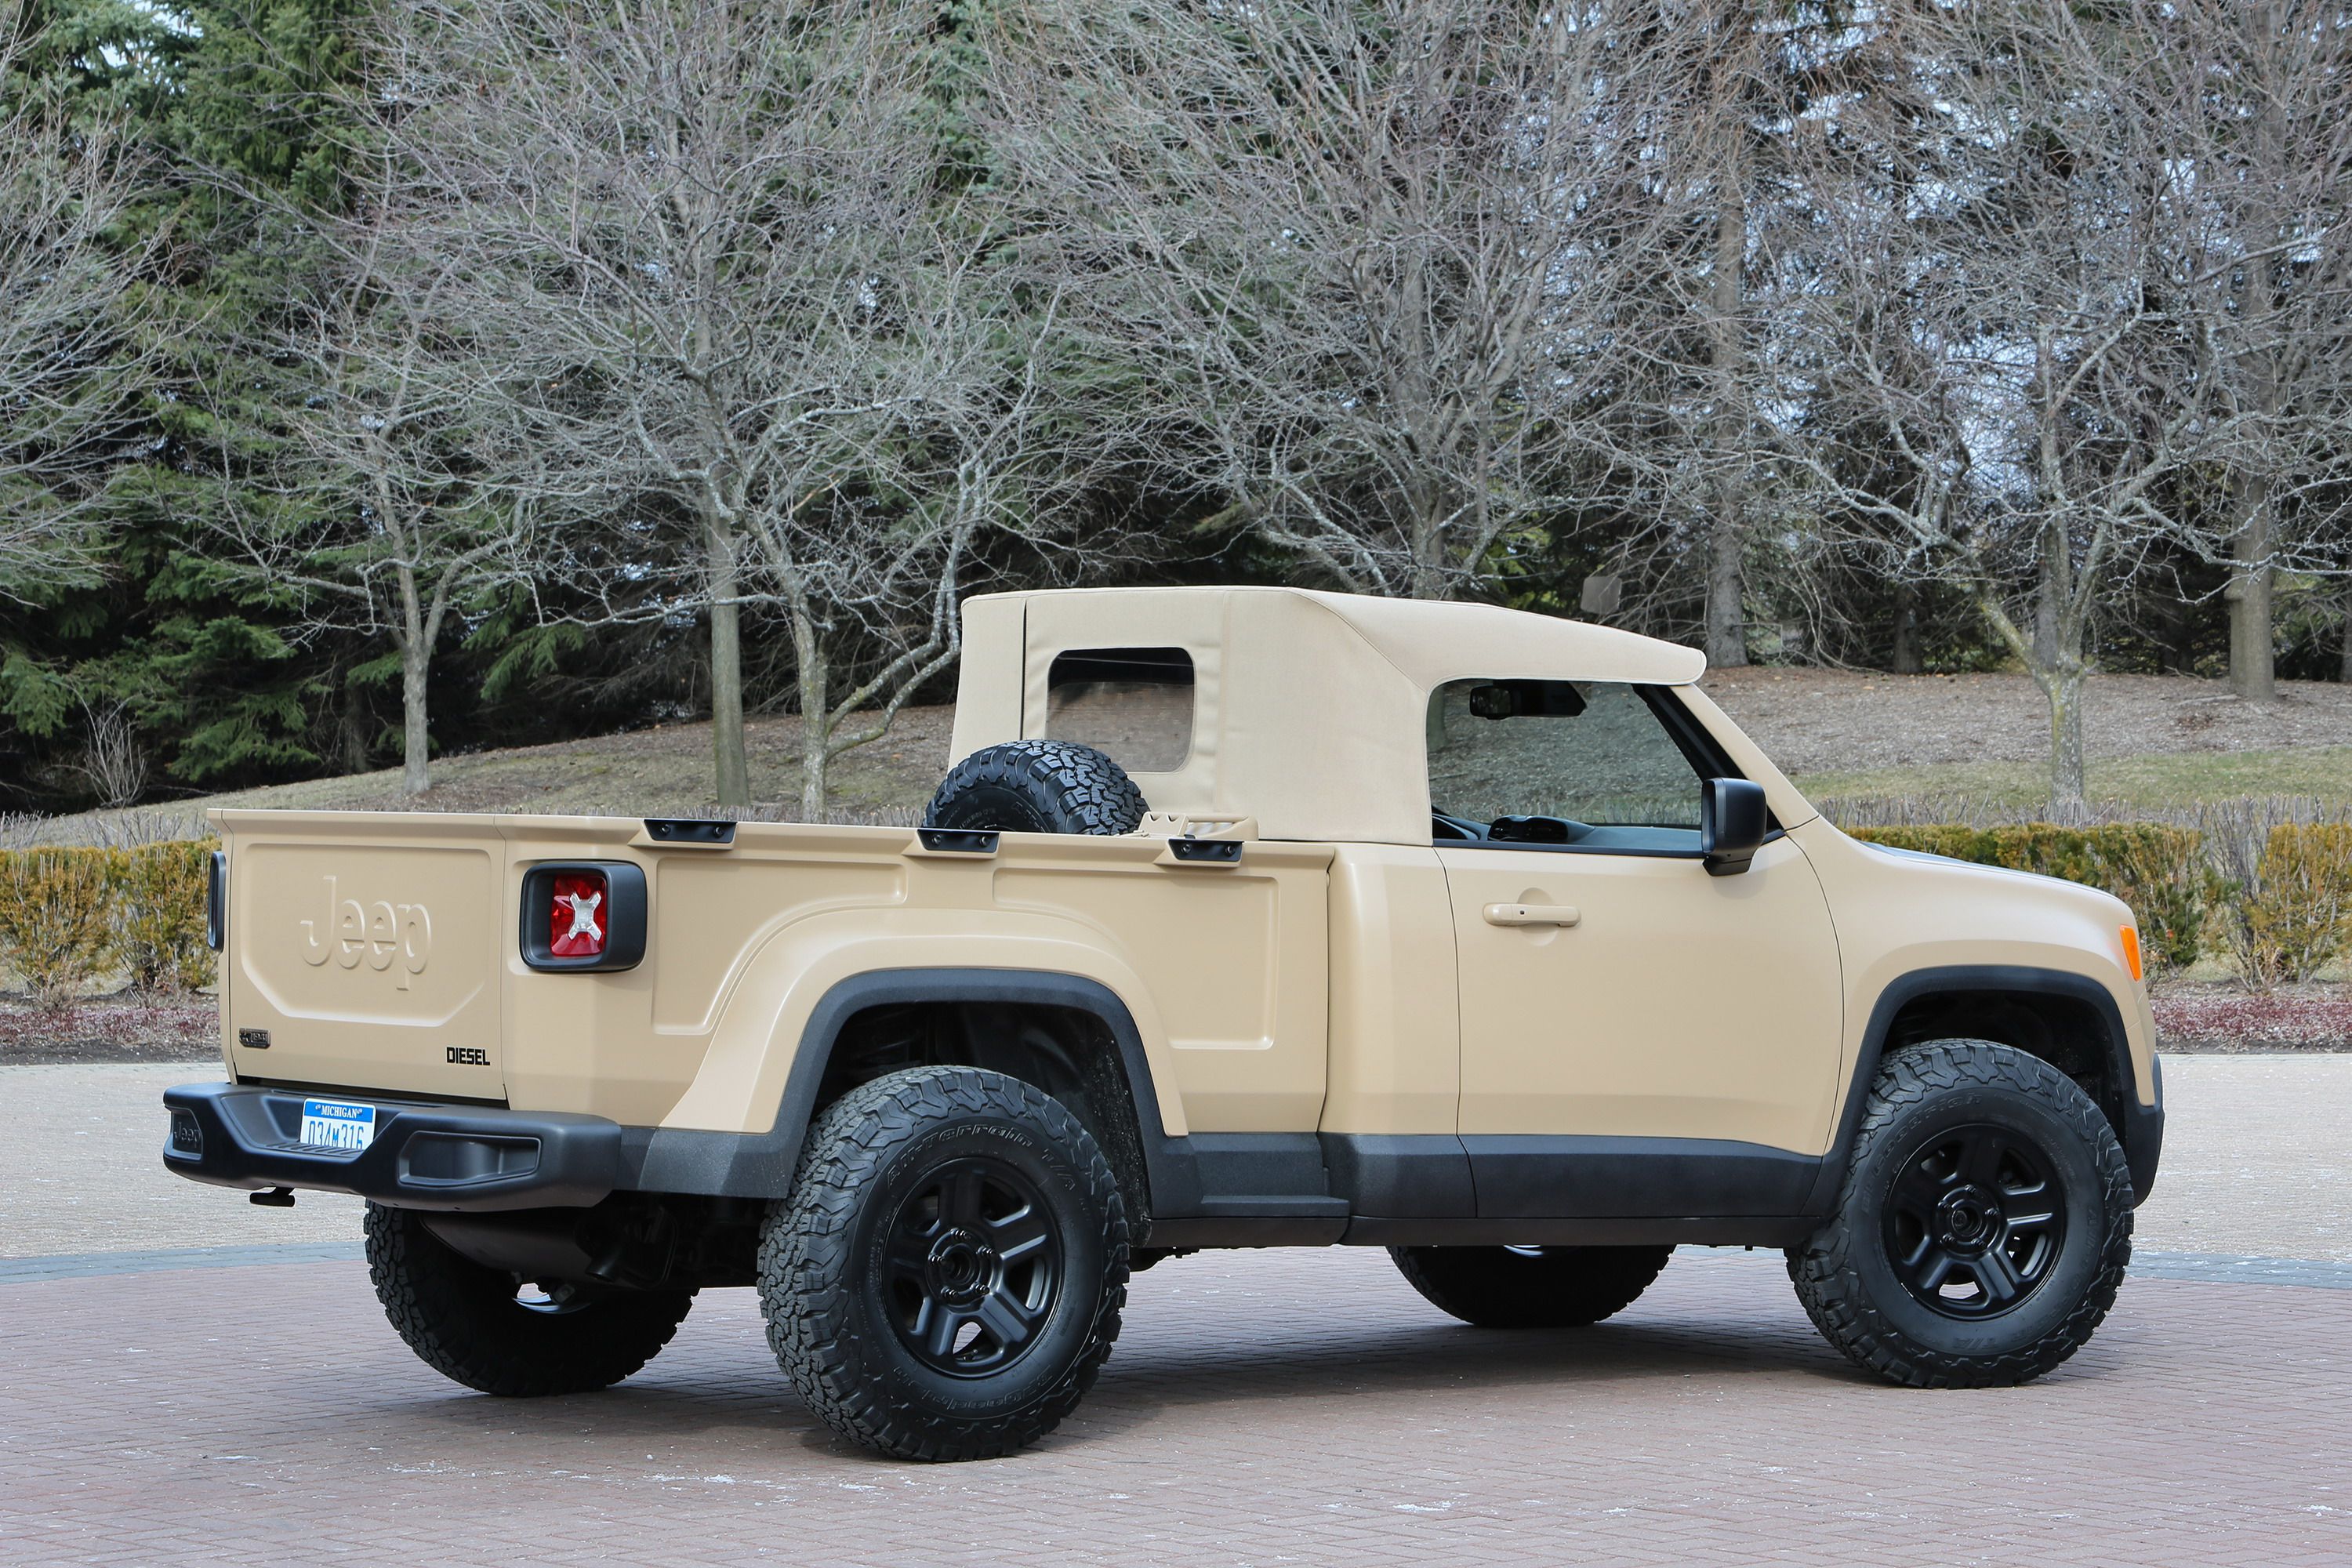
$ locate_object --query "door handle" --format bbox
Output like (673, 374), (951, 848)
(1483, 902), (1581, 928)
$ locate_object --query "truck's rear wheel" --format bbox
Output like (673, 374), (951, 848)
(363, 1203), (695, 1396)
(927, 740), (1148, 836)
(1389, 1243), (1673, 1328)
(760, 1065), (1129, 1462)
(1787, 1039), (2132, 1388)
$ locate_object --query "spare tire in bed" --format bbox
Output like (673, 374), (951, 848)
(927, 740), (1149, 836)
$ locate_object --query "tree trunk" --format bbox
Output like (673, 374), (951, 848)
(1890, 580), (1921, 674)
(2341, 591), (2352, 684)
(395, 564), (433, 797)
(1704, 196), (1748, 668)
(399, 640), (432, 797)
(2031, 511), (2087, 817)
(1705, 504), (1746, 666)
(2227, 474), (2275, 701)
(339, 670), (370, 775)
(2043, 662), (2087, 819)
(706, 519), (750, 808)
(795, 612), (829, 822)
(2031, 571), (2060, 670)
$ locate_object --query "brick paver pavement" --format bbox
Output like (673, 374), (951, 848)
(3, 1246), (2347, 1567)
(5, 1054), (2350, 1565)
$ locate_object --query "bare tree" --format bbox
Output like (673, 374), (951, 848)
(983, 0), (1655, 601)
(1637, 0), (1772, 667)
(747, 247), (1094, 817)
(385, 0), (1070, 811)
(2129, 0), (2352, 701)
(1775, 2), (2222, 811)
(1611, 2), (1860, 665)
(1698, 8), (1759, 668)
(0, 6), (157, 602)
(209, 203), (535, 797)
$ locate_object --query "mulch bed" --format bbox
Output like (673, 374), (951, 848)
(0, 993), (220, 1064)
(2151, 983), (2352, 1053)
(4, 983), (2345, 1065)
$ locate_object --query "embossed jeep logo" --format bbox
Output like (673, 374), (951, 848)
(299, 875), (432, 989)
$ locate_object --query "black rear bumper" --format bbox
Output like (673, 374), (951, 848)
(162, 1083), (622, 1212)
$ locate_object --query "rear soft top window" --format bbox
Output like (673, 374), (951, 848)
(1046, 647), (1196, 774)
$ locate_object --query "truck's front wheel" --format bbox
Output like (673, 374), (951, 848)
(363, 1203), (695, 1396)
(760, 1066), (1129, 1462)
(1787, 1039), (2132, 1388)
(1389, 1243), (1673, 1328)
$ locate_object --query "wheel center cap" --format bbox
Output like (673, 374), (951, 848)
(1936, 1187), (1999, 1250)
(927, 1228), (996, 1305)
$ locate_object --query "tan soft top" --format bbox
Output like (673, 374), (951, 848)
(949, 586), (1708, 845)
(1280, 589), (1706, 688)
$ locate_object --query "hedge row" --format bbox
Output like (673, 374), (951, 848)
(1851, 822), (2352, 985)
(0, 841), (216, 1005)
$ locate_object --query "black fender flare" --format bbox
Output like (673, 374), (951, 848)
(619, 967), (1204, 1216)
(1804, 964), (2163, 1211)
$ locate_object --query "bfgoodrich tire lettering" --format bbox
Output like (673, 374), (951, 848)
(1389, 1243), (1672, 1328)
(1787, 1039), (2132, 1388)
(760, 1065), (1129, 1462)
(363, 1202), (694, 1396)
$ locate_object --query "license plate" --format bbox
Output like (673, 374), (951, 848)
(299, 1099), (376, 1151)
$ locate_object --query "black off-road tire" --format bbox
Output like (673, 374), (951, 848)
(759, 1066), (1130, 1462)
(927, 740), (1148, 836)
(1787, 1039), (2132, 1389)
(1389, 1244), (1673, 1328)
(363, 1203), (695, 1396)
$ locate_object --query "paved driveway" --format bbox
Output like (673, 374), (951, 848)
(2, 1056), (2347, 1566)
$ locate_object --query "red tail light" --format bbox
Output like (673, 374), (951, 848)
(548, 871), (608, 958)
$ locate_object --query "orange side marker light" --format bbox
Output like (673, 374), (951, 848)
(2119, 926), (2143, 982)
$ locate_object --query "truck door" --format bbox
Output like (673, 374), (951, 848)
(1425, 678), (1842, 1217)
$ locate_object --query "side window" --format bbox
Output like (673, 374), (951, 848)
(1046, 647), (1196, 774)
(1427, 679), (1714, 848)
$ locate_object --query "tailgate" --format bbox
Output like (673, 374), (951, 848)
(220, 814), (506, 1099)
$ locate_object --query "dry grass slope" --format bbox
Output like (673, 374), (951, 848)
(10, 670), (2351, 848)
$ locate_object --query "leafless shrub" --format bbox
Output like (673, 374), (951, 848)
(0, 808), (208, 851)
(73, 700), (147, 811)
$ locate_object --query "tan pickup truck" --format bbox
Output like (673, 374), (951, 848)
(166, 586), (2161, 1460)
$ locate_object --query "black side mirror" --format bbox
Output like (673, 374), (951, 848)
(1700, 778), (1769, 877)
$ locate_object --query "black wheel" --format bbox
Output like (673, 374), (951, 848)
(927, 740), (1148, 836)
(362, 1203), (695, 1396)
(1788, 1039), (2132, 1388)
(1389, 1243), (1672, 1328)
(760, 1065), (1129, 1462)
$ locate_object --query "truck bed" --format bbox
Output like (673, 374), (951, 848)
(212, 810), (1334, 1138)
